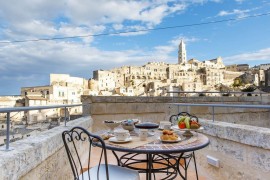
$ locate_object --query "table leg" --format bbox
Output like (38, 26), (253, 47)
(177, 153), (186, 179)
(147, 153), (153, 180)
(112, 150), (120, 166)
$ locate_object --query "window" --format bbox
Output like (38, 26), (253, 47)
(25, 92), (27, 95)
(62, 92), (64, 96)
(59, 92), (61, 97)
(47, 91), (49, 95)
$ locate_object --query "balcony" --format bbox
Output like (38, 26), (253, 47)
(0, 96), (269, 179)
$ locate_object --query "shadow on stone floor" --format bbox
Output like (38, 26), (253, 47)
(87, 147), (207, 180)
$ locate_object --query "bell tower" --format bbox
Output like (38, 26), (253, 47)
(178, 40), (187, 64)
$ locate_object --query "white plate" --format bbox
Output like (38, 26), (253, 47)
(159, 137), (182, 143)
(171, 125), (204, 131)
(108, 137), (132, 143)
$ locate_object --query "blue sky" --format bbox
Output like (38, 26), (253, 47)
(0, 0), (270, 95)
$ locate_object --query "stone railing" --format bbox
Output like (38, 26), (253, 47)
(197, 119), (270, 180)
(0, 116), (92, 180)
(82, 96), (270, 130)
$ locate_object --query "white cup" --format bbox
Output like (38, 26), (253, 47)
(114, 129), (130, 141)
(163, 124), (171, 130)
(159, 121), (171, 129)
(139, 129), (148, 141)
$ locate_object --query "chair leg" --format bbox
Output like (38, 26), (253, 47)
(192, 152), (199, 180)
(184, 158), (187, 179)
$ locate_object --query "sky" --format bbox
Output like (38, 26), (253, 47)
(0, 0), (270, 95)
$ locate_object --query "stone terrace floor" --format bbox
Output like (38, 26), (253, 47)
(90, 147), (207, 180)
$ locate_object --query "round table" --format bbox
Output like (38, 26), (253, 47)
(98, 131), (209, 180)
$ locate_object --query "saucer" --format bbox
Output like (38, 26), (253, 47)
(171, 125), (204, 131)
(158, 137), (181, 143)
(108, 137), (132, 143)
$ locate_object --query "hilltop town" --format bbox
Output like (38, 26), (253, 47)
(90, 40), (269, 96)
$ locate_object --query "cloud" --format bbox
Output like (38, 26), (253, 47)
(217, 9), (252, 18)
(0, 35), (197, 86)
(0, 0), (188, 41)
(235, 0), (245, 3)
(223, 48), (270, 64)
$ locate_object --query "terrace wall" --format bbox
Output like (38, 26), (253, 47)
(0, 116), (92, 180)
(82, 95), (270, 180)
(197, 120), (270, 180)
(82, 96), (270, 130)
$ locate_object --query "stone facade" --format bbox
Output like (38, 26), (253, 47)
(265, 68), (270, 87)
(260, 63), (270, 70)
(20, 74), (89, 124)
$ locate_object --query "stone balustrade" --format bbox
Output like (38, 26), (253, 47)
(0, 116), (92, 180)
(82, 95), (270, 131)
(197, 119), (270, 179)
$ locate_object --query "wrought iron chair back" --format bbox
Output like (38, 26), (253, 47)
(62, 126), (109, 180)
(168, 112), (199, 179)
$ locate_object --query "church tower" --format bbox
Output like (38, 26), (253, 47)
(178, 40), (187, 64)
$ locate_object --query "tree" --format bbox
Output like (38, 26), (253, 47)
(241, 86), (256, 92)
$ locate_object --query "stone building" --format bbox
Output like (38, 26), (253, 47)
(20, 74), (90, 124)
(0, 96), (24, 123)
(260, 63), (270, 70)
(265, 68), (270, 87)
(237, 64), (250, 72)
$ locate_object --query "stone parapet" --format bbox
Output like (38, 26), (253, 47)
(81, 95), (270, 104)
(82, 96), (270, 131)
(0, 116), (92, 180)
(200, 119), (270, 150)
(197, 119), (270, 179)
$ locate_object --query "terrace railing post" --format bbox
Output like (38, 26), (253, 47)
(6, 112), (10, 150)
(1, 112), (14, 151)
(212, 106), (215, 122)
(260, 92), (263, 104)
(64, 107), (67, 127)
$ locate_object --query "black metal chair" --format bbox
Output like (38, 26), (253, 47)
(62, 126), (140, 180)
(169, 112), (199, 180)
